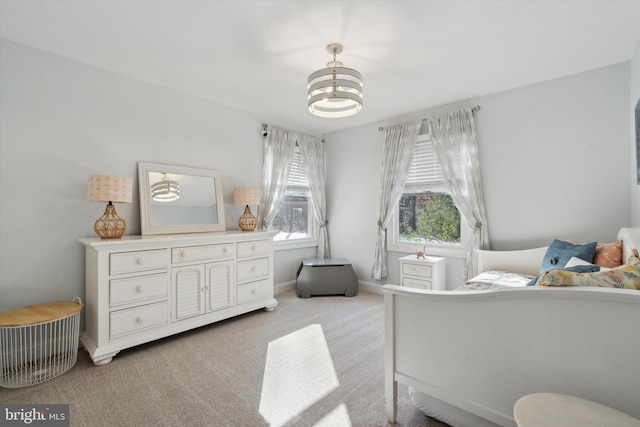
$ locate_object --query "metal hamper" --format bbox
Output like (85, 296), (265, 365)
(0, 298), (84, 388)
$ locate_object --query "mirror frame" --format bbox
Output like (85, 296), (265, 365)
(138, 162), (226, 235)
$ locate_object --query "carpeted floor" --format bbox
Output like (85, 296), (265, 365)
(0, 290), (449, 427)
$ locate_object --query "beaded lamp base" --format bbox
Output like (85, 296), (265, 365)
(238, 205), (257, 232)
(94, 202), (126, 239)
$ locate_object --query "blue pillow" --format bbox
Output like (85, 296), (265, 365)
(540, 240), (597, 273)
(526, 264), (601, 286)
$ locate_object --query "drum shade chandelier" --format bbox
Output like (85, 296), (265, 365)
(307, 43), (363, 118)
(151, 173), (180, 202)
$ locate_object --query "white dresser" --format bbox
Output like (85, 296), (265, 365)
(399, 254), (446, 290)
(79, 231), (277, 365)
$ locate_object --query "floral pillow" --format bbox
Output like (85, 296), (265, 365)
(535, 249), (640, 290)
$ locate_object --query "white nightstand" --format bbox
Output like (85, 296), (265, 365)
(399, 254), (446, 290)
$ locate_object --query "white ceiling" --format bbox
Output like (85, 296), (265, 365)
(1, 0), (639, 136)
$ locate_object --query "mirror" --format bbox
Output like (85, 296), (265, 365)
(138, 162), (226, 235)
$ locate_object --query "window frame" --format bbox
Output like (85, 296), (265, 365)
(387, 134), (469, 258)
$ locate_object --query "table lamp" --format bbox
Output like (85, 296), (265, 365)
(233, 187), (260, 232)
(87, 175), (133, 239)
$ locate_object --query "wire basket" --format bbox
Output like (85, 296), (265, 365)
(0, 298), (83, 388)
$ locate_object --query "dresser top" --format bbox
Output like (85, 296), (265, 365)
(79, 230), (278, 249)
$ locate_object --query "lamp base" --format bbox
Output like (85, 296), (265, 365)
(94, 202), (126, 239)
(238, 205), (257, 232)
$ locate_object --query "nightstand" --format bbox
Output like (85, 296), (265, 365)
(399, 255), (446, 290)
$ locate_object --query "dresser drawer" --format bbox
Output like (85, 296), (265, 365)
(237, 240), (270, 259)
(110, 302), (168, 339)
(402, 262), (432, 278)
(402, 276), (432, 290)
(237, 279), (272, 304)
(237, 257), (269, 283)
(172, 243), (234, 264)
(110, 249), (168, 275)
(110, 273), (168, 308)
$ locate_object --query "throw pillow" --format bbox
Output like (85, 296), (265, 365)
(593, 241), (623, 268)
(540, 239), (597, 273)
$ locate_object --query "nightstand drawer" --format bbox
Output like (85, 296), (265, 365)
(402, 277), (433, 289)
(237, 279), (272, 304)
(402, 263), (432, 278)
(110, 302), (168, 339)
(110, 273), (168, 308)
(237, 240), (270, 259)
(110, 249), (168, 275)
(237, 257), (269, 283)
(172, 243), (234, 264)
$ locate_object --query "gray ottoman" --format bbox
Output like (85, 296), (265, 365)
(295, 258), (358, 298)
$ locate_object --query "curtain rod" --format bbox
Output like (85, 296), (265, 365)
(378, 105), (481, 131)
(261, 123), (325, 143)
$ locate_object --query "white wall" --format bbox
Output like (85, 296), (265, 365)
(1, 38), (634, 309)
(326, 62), (631, 289)
(0, 39), (308, 312)
(630, 38), (640, 227)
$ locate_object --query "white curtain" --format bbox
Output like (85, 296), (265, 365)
(258, 127), (297, 230)
(371, 121), (421, 280)
(427, 108), (489, 278)
(298, 134), (331, 258)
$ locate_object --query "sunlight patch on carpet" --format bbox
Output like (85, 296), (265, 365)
(259, 324), (340, 426)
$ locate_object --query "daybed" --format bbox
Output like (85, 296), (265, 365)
(383, 227), (640, 427)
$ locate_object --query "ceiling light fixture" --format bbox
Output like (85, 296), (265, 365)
(307, 43), (363, 118)
(151, 173), (180, 202)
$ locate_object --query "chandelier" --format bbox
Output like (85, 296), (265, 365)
(151, 173), (180, 202)
(307, 43), (363, 118)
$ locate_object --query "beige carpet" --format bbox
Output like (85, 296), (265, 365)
(0, 290), (449, 427)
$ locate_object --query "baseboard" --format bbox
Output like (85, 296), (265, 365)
(274, 280), (384, 296)
(274, 280), (296, 295)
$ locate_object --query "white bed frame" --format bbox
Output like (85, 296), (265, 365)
(383, 228), (640, 426)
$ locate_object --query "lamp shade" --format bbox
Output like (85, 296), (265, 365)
(87, 175), (132, 203)
(233, 187), (260, 206)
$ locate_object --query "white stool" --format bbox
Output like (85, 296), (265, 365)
(514, 392), (640, 427)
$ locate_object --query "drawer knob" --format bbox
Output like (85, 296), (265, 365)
(251, 288), (256, 295)
(135, 316), (144, 324)
(252, 245), (257, 251)
(180, 251), (186, 258)
(251, 265), (256, 272)
(136, 285), (144, 293)
(136, 258), (143, 265)
(222, 247), (228, 253)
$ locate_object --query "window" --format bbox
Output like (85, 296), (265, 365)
(389, 134), (467, 256)
(271, 147), (317, 247)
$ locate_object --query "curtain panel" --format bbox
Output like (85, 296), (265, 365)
(297, 134), (331, 258)
(259, 125), (330, 258)
(258, 127), (297, 230)
(427, 108), (489, 278)
(371, 121), (421, 281)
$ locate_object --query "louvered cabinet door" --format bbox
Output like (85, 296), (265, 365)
(172, 265), (205, 321)
(205, 261), (234, 312)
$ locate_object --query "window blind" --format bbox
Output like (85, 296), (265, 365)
(287, 147), (309, 188)
(405, 136), (444, 190)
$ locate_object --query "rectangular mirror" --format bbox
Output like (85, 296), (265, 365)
(138, 162), (226, 235)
